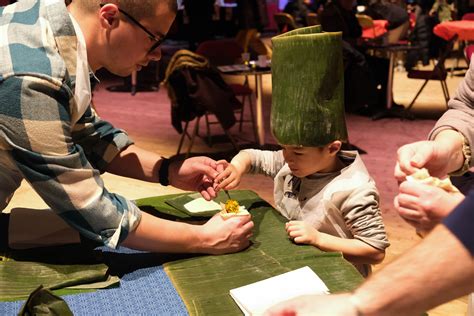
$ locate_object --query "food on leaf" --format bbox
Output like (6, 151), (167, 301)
(219, 200), (250, 219)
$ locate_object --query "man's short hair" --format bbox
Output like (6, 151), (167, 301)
(75, 0), (178, 19)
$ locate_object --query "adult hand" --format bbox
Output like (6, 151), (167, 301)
(168, 156), (223, 200)
(394, 181), (464, 232)
(199, 213), (254, 254)
(285, 221), (321, 247)
(395, 130), (465, 182)
(265, 293), (357, 316)
(394, 140), (453, 182)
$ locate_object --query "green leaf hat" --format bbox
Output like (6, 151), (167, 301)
(271, 25), (348, 146)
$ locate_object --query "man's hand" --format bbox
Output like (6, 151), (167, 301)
(394, 181), (464, 231)
(395, 140), (452, 182)
(394, 130), (465, 182)
(199, 213), (254, 254)
(264, 293), (357, 316)
(168, 156), (223, 200)
(285, 221), (321, 247)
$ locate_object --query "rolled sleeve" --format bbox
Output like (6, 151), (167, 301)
(341, 185), (390, 251)
(429, 58), (474, 169)
(72, 107), (134, 173)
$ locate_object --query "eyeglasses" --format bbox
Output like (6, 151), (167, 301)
(100, 3), (165, 53)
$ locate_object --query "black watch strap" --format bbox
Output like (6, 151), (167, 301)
(158, 157), (170, 186)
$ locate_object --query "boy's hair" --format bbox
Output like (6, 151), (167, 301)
(73, 0), (178, 19)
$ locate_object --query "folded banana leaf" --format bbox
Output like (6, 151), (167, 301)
(18, 285), (73, 316)
(0, 213), (118, 302)
(138, 190), (363, 316)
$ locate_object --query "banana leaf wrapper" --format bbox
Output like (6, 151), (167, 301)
(271, 25), (348, 146)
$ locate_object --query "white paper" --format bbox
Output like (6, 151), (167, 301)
(184, 198), (221, 213)
(229, 266), (329, 315)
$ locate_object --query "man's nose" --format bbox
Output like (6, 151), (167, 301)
(148, 47), (162, 61)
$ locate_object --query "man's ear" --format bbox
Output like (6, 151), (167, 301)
(99, 4), (120, 29)
(328, 140), (342, 155)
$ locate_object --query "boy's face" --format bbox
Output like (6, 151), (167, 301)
(282, 144), (337, 177)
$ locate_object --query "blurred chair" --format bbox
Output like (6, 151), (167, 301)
(164, 50), (240, 156)
(462, 12), (474, 21)
(235, 28), (272, 59)
(356, 14), (376, 38)
(405, 35), (458, 112)
(274, 12), (297, 34)
(196, 40), (258, 144)
(385, 21), (409, 44)
(305, 12), (320, 26)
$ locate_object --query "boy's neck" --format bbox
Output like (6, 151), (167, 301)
(318, 156), (345, 174)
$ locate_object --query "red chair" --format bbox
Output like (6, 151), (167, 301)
(462, 13), (474, 21)
(196, 40), (257, 144)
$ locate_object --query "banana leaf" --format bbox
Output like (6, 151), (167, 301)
(18, 285), (73, 316)
(138, 190), (363, 316)
(136, 190), (260, 219)
(0, 213), (118, 302)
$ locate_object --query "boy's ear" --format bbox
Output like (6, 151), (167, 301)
(328, 141), (342, 155)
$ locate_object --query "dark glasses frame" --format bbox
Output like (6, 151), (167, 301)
(100, 3), (165, 53)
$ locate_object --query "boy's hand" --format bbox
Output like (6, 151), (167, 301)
(214, 160), (243, 191)
(285, 221), (321, 247)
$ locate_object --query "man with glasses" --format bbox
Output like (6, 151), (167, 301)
(0, 0), (253, 254)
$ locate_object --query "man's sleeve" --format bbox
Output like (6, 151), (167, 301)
(429, 57), (474, 169)
(442, 190), (474, 256)
(0, 75), (141, 249)
(72, 106), (134, 173)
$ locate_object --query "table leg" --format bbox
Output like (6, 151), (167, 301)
(255, 73), (265, 146)
(372, 50), (415, 120)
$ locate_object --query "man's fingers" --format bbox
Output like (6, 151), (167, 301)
(398, 207), (424, 221)
(194, 164), (220, 181)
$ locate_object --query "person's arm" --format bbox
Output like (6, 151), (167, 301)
(395, 59), (474, 181)
(106, 145), (222, 200)
(350, 223), (474, 316)
(266, 220), (474, 316)
(285, 221), (385, 264)
(122, 211), (254, 255)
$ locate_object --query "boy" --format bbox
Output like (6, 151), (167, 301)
(216, 26), (389, 276)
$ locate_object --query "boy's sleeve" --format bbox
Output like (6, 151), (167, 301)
(340, 184), (390, 251)
(0, 75), (141, 249)
(241, 149), (286, 178)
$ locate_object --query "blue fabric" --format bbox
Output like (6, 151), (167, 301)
(0, 247), (188, 315)
(443, 190), (474, 256)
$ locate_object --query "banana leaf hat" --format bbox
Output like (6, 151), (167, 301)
(271, 26), (348, 146)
